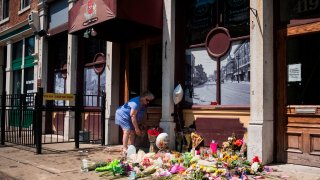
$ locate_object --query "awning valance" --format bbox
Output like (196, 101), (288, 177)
(68, 0), (163, 42)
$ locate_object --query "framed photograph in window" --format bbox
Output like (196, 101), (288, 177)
(185, 39), (250, 106)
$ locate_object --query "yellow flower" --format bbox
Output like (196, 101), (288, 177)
(214, 169), (225, 175)
(232, 155), (239, 160)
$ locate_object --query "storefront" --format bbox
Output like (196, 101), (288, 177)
(68, 0), (163, 146)
(275, 0), (320, 167)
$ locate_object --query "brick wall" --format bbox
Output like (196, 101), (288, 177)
(0, 0), (38, 33)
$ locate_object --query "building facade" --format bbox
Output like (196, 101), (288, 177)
(0, 0), (39, 101)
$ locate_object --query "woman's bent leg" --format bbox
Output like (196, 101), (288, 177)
(122, 129), (130, 153)
(128, 130), (135, 146)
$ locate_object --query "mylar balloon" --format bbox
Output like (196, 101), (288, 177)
(173, 84), (183, 104)
(156, 133), (169, 150)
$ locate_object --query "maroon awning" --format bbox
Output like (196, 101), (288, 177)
(69, 0), (163, 42)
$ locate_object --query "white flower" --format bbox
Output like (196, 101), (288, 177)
(251, 162), (260, 172)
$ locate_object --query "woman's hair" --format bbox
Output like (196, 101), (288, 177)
(141, 90), (154, 100)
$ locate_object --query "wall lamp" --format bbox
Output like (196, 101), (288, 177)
(83, 28), (97, 38)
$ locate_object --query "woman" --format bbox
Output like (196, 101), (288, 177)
(115, 91), (154, 155)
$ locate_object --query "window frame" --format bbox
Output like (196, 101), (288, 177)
(1, 0), (9, 20)
(20, 0), (30, 10)
(18, 0), (30, 15)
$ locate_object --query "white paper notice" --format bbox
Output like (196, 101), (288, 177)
(288, 64), (301, 82)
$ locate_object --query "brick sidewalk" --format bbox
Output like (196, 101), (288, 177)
(0, 145), (319, 180)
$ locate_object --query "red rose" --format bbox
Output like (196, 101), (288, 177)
(252, 156), (261, 163)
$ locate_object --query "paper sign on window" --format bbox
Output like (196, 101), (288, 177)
(288, 64), (301, 82)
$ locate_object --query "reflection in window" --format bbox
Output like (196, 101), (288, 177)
(12, 41), (23, 60)
(279, 0), (320, 25)
(13, 70), (22, 94)
(186, 0), (249, 45)
(21, 0), (30, 9)
(185, 40), (250, 105)
(1, 0), (9, 19)
(25, 36), (35, 57)
(84, 67), (106, 106)
(24, 67), (34, 94)
(54, 72), (65, 106)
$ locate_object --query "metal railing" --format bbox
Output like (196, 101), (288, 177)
(0, 88), (106, 154)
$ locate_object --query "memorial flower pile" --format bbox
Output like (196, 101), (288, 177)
(89, 133), (272, 179)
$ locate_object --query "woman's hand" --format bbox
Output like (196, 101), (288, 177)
(135, 128), (142, 135)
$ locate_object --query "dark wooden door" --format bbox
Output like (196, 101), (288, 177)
(276, 23), (320, 167)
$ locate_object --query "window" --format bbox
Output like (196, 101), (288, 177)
(1, 0), (9, 20)
(185, 40), (250, 106)
(84, 67), (106, 106)
(286, 32), (320, 105)
(186, 0), (249, 45)
(21, 0), (30, 10)
(12, 41), (23, 60)
(184, 0), (250, 106)
(24, 67), (34, 94)
(278, 0), (320, 25)
(11, 37), (35, 95)
(25, 36), (35, 57)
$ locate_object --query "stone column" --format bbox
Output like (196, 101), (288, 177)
(5, 41), (12, 94)
(160, 0), (176, 149)
(0, 48), (3, 93)
(104, 42), (120, 145)
(21, 38), (25, 94)
(248, 0), (274, 164)
(64, 0), (78, 139)
(37, 1), (48, 92)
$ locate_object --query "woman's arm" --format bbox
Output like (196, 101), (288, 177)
(130, 109), (142, 135)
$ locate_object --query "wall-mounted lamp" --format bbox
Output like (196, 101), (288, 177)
(36, 29), (50, 37)
(90, 28), (97, 36)
(83, 29), (90, 38)
(83, 28), (97, 38)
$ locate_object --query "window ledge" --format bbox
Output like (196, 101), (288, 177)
(0, 17), (9, 25)
(186, 104), (250, 110)
(18, 5), (31, 15)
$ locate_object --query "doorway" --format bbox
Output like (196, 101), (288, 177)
(124, 38), (162, 105)
(276, 26), (320, 167)
(121, 38), (163, 147)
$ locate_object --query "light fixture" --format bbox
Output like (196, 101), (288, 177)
(90, 28), (97, 36)
(83, 29), (90, 38)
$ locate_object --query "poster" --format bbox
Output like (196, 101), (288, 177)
(185, 40), (250, 105)
(288, 64), (301, 82)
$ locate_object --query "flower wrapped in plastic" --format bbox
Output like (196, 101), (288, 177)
(147, 127), (161, 152)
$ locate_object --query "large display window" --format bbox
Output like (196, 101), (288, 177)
(184, 0), (249, 106)
(185, 40), (250, 106)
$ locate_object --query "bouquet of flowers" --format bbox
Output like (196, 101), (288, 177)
(147, 127), (161, 153)
(222, 133), (244, 153)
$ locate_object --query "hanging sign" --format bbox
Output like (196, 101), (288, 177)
(44, 93), (75, 101)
